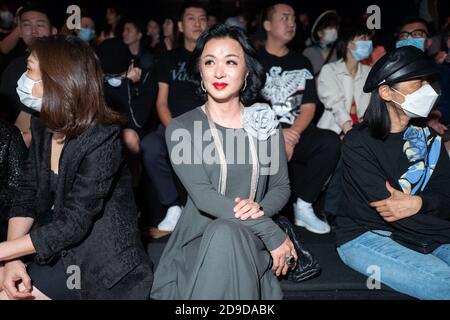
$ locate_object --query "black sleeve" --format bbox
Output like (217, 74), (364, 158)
(8, 119), (40, 219)
(300, 55), (320, 106)
(128, 72), (158, 130)
(342, 130), (391, 204)
(155, 52), (170, 84)
(417, 143), (450, 220)
(5, 125), (27, 208)
(29, 128), (125, 263)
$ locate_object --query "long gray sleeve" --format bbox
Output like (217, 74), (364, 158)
(166, 119), (286, 251)
(259, 128), (291, 217)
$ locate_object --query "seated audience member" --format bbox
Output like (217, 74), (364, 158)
(303, 10), (340, 76)
(316, 23), (373, 219)
(77, 15), (97, 45)
(336, 47), (450, 300)
(317, 23), (372, 135)
(151, 24), (294, 300)
(140, 1), (208, 232)
(258, 2), (340, 234)
(0, 3), (56, 146)
(97, 4), (123, 44)
(0, 35), (153, 300)
(0, 120), (27, 242)
(395, 16), (432, 52)
(98, 37), (157, 185)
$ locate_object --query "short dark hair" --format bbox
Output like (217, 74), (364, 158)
(106, 3), (123, 17)
(31, 35), (124, 138)
(188, 24), (266, 106)
(19, 2), (52, 26)
(123, 17), (145, 34)
(396, 16), (430, 35)
(262, 1), (295, 22)
(336, 23), (371, 61)
(179, 1), (208, 20)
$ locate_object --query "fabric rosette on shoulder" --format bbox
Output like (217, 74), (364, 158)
(242, 103), (279, 141)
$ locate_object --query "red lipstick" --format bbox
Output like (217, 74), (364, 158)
(213, 82), (228, 90)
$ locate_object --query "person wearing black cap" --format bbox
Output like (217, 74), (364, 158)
(97, 38), (157, 185)
(336, 46), (450, 299)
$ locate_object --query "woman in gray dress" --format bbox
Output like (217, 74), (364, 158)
(150, 24), (296, 300)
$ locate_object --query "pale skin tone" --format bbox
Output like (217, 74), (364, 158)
(156, 7), (207, 127)
(162, 18), (175, 50)
(369, 79), (429, 222)
(14, 10), (56, 147)
(0, 53), (59, 300)
(147, 20), (160, 46)
(341, 34), (370, 135)
(263, 4), (316, 161)
(199, 37), (297, 276)
(397, 22), (447, 135)
(317, 26), (337, 58)
(398, 22), (432, 50)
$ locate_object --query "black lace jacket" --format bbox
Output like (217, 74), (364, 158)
(0, 119), (26, 221)
(9, 117), (153, 299)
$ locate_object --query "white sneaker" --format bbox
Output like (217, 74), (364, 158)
(293, 200), (330, 234)
(158, 206), (182, 232)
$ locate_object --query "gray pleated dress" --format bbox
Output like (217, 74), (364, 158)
(150, 107), (290, 300)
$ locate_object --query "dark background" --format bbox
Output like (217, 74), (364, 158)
(2, 0), (448, 34)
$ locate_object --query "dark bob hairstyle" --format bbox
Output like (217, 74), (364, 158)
(188, 23), (266, 106)
(336, 22), (371, 61)
(31, 35), (124, 139)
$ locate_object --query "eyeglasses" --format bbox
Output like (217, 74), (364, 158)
(398, 29), (429, 40)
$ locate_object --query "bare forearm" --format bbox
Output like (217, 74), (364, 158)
(7, 217), (34, 241)
(156, 103), (173, 126)
(0, 234), (35, 261)
(291, 104), (316, 135)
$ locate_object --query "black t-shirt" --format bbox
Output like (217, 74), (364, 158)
(257, 48), (319, 127)
(155, 47), (205, 118)
(336, 124), (450, 247)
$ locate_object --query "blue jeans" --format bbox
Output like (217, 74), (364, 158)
(337, 230), (450, 300)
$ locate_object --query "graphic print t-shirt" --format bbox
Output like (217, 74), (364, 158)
(257, 48), (319, 127)
(155, 47), (206, 118)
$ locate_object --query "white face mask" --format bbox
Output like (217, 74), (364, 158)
(106, 76), (123, 87)
(391, 84), (439, 118)
(323, 28), (338, 45)
(16, 72), (43, 112)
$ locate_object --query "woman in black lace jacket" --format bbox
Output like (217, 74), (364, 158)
(0, 119), (27, 240)
(0, 35), (152, 300)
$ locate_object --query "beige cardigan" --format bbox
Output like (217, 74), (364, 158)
(316, 59), (372, 134)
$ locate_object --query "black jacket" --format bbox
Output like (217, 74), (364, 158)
(9, 117), (153, 299)
(0, 120), (26, 238)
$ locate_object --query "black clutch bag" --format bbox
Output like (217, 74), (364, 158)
(274, 215), (321, 282)
(391, 230), (441, 254)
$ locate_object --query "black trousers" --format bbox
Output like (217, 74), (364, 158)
(289, 124), (341, 203)
(140, 124), (181, 208)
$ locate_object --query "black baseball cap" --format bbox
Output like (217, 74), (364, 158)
(97, 38), (132, 75)
(363, 46), (439, 93)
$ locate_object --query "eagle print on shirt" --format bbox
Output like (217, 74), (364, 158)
(261, 66), (313, 125)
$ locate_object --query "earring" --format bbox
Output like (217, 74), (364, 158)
(201, 80), (206, 93)
(241, 79), (247, 92)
